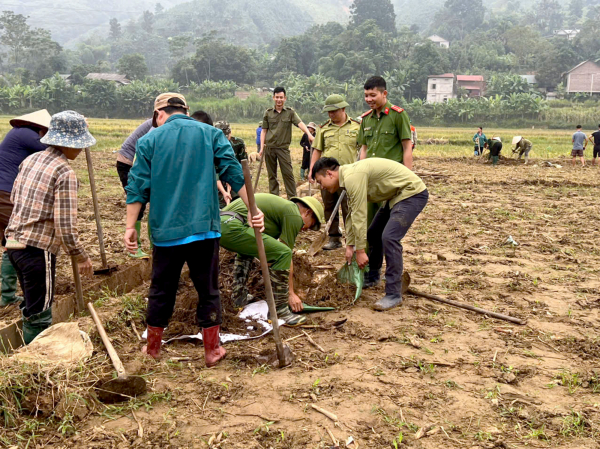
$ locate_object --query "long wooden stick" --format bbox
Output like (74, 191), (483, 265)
(87, 302), (127, 377)
(70, 256), (84, 313)
(85, 148), (107, 268)
(241, 160), (287, 366)
(253, 151), (264, 193)
(407, 288), (526, 325)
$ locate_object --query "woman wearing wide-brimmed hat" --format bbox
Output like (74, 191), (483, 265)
(0, 110), (51, 307)
(5, 110), (95, 344)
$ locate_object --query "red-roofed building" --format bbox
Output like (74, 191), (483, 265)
(427, 73), (456, 103)
(457, 75), (485, 97)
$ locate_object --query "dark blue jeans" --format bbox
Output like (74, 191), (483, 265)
(367, 190), (429, 296)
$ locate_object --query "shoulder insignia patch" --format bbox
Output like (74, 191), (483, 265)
(320, 120), (330, 128)
(350, 118), (361, 124)
(361, 110), (373, 118)
(391, 105), (404, 114)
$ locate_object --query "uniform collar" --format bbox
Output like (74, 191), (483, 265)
(330, 114), (352, 127)
(165, 114), (192, 124)
(338, 166), (346, 188)
(376, 101), (393, 117)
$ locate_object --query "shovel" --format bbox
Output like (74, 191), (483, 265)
(84, 148), (116, 275)
(87, 302), (147, 402)
(242, 160), (294, 368)
(308, 191), (346, 257)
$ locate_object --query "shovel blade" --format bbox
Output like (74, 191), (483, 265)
(308, 232), (328, 257)
(97, 375), (147, 403)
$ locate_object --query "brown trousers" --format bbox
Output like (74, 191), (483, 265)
(321, 188), (349, 237)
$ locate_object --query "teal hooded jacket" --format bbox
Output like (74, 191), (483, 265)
(126, 114), (244, 243)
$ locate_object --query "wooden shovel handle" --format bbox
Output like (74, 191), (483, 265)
(87, 302), (127, 376)
(323, 190), (346, 235)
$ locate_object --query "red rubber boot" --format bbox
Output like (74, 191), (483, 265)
(202, 325), (226, 367)
(142, 325), (164, 359)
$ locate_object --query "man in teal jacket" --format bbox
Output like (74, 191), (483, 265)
(124, 93), (264, 366)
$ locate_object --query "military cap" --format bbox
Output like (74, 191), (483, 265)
(322, 94), (349, 112)
(215, 120), (231, 135)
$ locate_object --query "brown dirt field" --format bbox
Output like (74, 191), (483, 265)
(4, 155), (600, 448)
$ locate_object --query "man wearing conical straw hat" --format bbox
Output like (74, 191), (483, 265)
(0, 110), (51, 308)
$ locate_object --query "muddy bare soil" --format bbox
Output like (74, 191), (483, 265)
(8, 155), (600, 448)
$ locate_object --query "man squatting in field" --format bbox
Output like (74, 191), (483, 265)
(124, 93), (264, 366)
(309, 94), (360, 251)
(220, 193), (325, 326)
(5, 111), (94, 343)
(312, 157), (428, 311)
(116, 110), (215, 258)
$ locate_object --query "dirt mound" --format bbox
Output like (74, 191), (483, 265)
(165, 250), (356, 338)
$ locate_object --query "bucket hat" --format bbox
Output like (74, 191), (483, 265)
(290, 196), (325, 231)
(10, 109), (52, 130)
(322, 94), (349, 112)
(307, 122), (317, 130)
(40, 110), (96, 149)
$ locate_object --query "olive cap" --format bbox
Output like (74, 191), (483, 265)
(322, 94), (349, 112)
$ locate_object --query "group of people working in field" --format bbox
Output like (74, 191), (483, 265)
(473, 123), (600, 167)
(0, 75), (429, 369)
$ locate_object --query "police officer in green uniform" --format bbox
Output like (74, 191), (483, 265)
(215, 121), (247, 207)
(309, 94), (360, 250)
(259, 86), (314, 199)
(358, 76), (413, 169)
(219, 193), (325, 326)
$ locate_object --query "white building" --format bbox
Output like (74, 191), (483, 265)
(553, 29), (580, 40)
(427, 35), (450, 48)
(427, 73), (456, 103)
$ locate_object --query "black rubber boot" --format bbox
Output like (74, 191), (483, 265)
(22, 308), (52, 344)
(323, 236), (342, 251)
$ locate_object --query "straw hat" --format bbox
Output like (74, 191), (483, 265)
(512, 136), (522, 145)
(10, 109), (52, 130)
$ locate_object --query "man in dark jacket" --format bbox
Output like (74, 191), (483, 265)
(0, 110), (51, 307)
(125, 93), (264, 366)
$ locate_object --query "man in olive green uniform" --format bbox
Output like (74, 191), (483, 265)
(358, 76), (413, 169)
(309, 94), (360, 250)
(215, 121), (247, 206)
(312, 157), (428, 311)
(259, 86), (314, 198)
(220, 194), (324, 326)
(512, 136), (533, 164)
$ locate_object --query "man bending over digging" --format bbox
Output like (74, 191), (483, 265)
(220, 193), (324, 326)
(312, 157), (428, 311)
(124, 93), (264, 366)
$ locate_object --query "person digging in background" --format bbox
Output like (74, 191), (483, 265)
(124, 93), (264, 365)
(0, 110), (51, 307)
(116, 118), (154, 259)
(473, 127), (487, 157)
(489, 136), (502, 166)
(300, 122), (317, 181)
(5, 111), (94, 344)
(512, 136), (533, 164)
(220, 193), (324, 325)
(312, 157), (428, 311)
(572, 125), (587, 167)
(589, 124), (600, 166)
(309, 94), (360, 251)
(214, 121), (247, 207)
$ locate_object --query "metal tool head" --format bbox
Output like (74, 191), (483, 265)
(308, 232), (328, 257)
(97, 375), (147, 403)
(402, 271), (411, 294)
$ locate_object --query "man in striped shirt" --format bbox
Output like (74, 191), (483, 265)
(5, 111), (94, 344)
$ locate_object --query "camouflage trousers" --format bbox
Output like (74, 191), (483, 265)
(232, 255), (253, 308)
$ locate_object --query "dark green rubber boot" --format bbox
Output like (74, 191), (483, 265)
(269, 269), (306, 326)
(0, 251), (23, 307)
(22, 308), (53, 345)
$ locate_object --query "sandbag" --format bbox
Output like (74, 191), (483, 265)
(12, 322), (93, 366)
